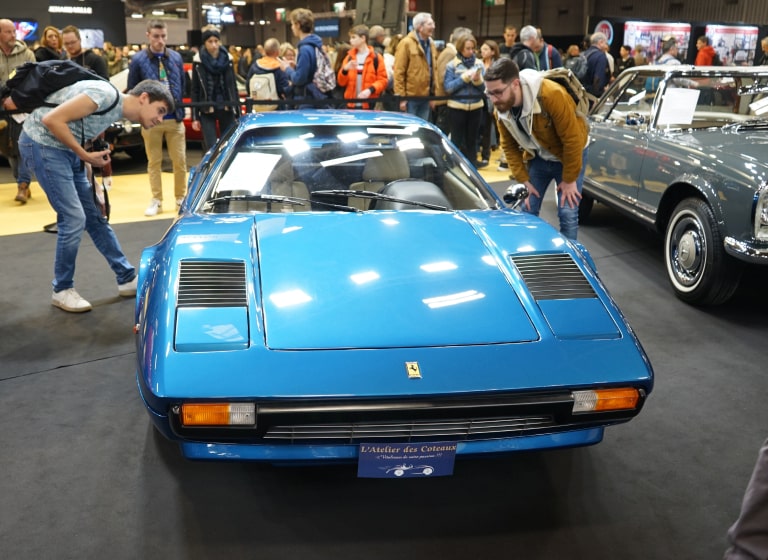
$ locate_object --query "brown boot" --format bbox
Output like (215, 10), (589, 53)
(14, 182), (29, 204)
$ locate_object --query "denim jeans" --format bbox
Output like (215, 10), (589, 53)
(523, 148), (588, 240)
(18, 131), (136, 292)
(406, 100), (432, 123)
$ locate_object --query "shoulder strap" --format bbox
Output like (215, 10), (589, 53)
(93, 83), (121, 116)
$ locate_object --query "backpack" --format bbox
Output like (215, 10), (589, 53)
(711, 52), (722, 66)
(249, 72), (278, 111)
(564, 53), (589, 82)
(0, 59), (118, 115)
(539, 67), (597, 116)
(313, 47), (336, 93)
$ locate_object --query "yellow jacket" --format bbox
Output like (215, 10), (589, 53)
(393, 31), (438, 98)
(496, 73), (588, 184)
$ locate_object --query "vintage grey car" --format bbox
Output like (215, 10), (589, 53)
(582, 65), (768, 305)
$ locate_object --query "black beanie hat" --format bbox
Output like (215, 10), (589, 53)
(202, 28), (221, 43)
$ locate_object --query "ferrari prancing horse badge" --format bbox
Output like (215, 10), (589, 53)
(405, 362), (421, 379)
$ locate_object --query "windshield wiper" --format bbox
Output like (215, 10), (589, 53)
(312, 189), (449, 211)
(204, 193), (359, 212)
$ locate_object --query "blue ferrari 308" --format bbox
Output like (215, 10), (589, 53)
(134, 110), (653, 468)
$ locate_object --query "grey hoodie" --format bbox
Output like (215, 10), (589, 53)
(496, 69), (559, 162)
(0, 39), (35, 82)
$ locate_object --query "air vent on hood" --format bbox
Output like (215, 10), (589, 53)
(511, 254), (596, 300)
(177, 261), (247, 307)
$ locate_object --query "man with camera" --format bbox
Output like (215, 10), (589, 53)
(9, 78), (174, 312)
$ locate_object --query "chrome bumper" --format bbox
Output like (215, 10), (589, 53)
(724, 236), (768, 264)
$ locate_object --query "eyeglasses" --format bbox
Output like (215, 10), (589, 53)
(485, 83), (512, 99)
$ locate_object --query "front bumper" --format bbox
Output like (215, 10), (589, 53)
(178, 428), (605, 461)
(724, 236), (768, 264)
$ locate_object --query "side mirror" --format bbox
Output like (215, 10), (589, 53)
(503, 183), (529, 209)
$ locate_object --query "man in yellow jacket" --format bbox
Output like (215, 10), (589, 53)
(485, 57), (589, 239)
(393, 12), (438, 122)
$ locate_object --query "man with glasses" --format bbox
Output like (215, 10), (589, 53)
(484, 57), (589, 240)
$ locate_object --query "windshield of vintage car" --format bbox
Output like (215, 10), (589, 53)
(594, 72), (768, 130)
(200, 124), (498, 213)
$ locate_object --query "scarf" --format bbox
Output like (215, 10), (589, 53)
(460, 54), (476, 69)
(199, 46), (230, 104)
(200, 45), (230, 75)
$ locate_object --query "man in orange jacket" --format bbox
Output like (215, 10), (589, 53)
(336, 24), (389, 109)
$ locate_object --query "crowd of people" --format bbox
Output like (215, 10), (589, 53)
(3, 12), (768, 311)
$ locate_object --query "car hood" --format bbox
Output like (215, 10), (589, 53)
(140, 211), (651, 401)
(250, 211), (613, 350)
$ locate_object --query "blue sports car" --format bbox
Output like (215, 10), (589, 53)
(135, 111), (653, 467)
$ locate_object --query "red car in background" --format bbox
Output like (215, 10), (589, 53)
(183, 62), (248, 145)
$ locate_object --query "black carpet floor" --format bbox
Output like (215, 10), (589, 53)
(1, 188), (766, 559)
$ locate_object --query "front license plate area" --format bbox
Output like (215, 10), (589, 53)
(357, 442), (457, 478)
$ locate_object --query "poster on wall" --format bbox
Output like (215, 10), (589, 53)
(80, 29), (104, 50)
(13, 20), (38, 42)
(624, 21), (691, 63)
(705, 25), (759, 66)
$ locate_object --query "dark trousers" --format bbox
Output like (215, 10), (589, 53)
(725, 438), (768, 559)
(479, 109), (498, 161)
(199, 110), (237, 153)
(448, 106), (483, 165)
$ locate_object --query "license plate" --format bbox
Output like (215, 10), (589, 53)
(357, 442), (457, 478)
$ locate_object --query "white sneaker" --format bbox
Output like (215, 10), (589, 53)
(118, 276), (138, 297)
(145, 198), (162, 217)
(176, 198), (184, 210)
(52, 288), (92, 313)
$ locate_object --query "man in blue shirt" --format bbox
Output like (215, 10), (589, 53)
(14, 79), (173, 312)
(127, 19), (187, 217)
(583, 32), (610, 97)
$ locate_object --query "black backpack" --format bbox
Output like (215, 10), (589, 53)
(0, 59), (118, 114)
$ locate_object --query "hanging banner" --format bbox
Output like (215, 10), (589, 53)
(705, 24), (759, 65)
(624, 21), (692, 63)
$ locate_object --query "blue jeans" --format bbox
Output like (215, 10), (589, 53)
(406, 100), (432, 122)
(18, 131), (135, 292)
(523, 148), (588, 240)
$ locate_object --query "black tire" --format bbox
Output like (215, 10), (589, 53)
(664, 198), (742, 305)
(578, 193), (594, 223)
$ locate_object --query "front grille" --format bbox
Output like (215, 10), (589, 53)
(177, 261), (247, 307)
(170, 392), (645, 444)
(263, 415), (555, 442)
(511, 253), (596, 300)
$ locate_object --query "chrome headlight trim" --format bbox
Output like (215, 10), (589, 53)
(755, 182), (768, 242)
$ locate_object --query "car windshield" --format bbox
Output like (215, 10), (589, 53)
(593, 70), (768, 130)
(199, 123), (498, 214)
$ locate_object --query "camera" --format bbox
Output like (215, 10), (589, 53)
(87, 138), (111, 160)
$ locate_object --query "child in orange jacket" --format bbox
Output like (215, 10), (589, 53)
(336, 24), (389, 109)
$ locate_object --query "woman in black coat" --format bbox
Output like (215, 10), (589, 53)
(191, 27), (240, 152)
(34, 26), (65, 62)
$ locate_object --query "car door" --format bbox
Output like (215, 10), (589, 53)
(586, 71), (655, 217)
